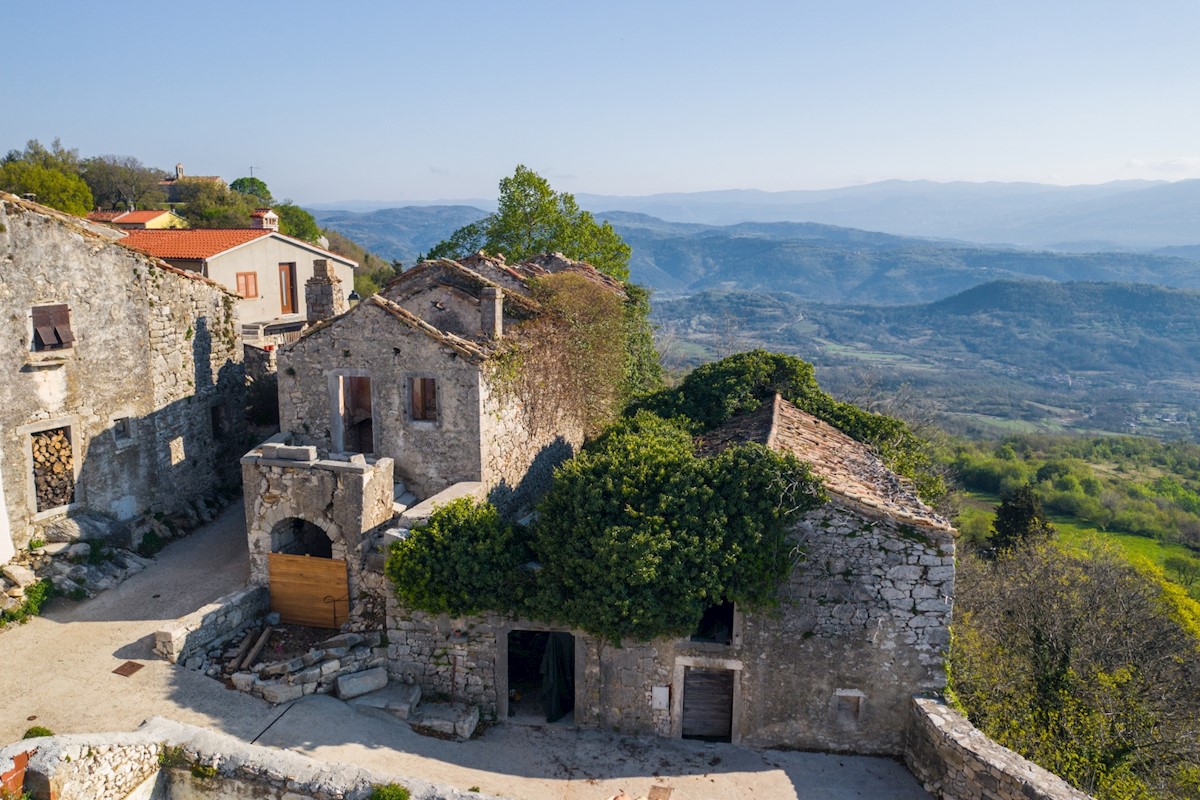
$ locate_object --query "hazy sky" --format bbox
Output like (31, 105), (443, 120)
(5, 1), (1199, 204)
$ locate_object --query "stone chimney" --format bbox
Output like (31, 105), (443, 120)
(305, 259), (345, 322)
(480, 287), (503, 339)
(250, 207), (279, 231)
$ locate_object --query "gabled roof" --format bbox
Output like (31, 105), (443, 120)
(298, 293), (490, 363)
(383, 258), (542, 318)
(88, 209), (181, 225)
(119, 228), (271, 259)
(118, 228), (357, 267)
(698, 394), (953, 533)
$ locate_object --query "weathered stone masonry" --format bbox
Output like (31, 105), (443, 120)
(0, 194), (244, 562)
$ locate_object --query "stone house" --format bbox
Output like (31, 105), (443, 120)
(0, 192), (245, 566)
(158, 163), (225, 204)
(382, 394), (955, 756)
(240, 253), (618, 625)
(118, 225), (356, 342)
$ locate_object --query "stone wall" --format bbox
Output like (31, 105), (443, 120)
(153, 586), (269, 666)
(242, 342), (277, 384)
(0, 196), (244, 561)
(381, 500), (953, 754)
(906, 696), (1095, 800)
(1, 717), (493, 800)
(241, 441), (393, 603)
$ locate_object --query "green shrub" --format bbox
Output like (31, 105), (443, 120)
(190, 764), (217, 779)
(138, 531), (164, 557)
(22, 725), (53, 738)
(1, 579), (53, 625)
(369, 784), (411, 800)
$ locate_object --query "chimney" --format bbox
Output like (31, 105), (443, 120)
(480, 287), (503, 339)
(305, 259), (345, 322)
(251, 207), (279, 231)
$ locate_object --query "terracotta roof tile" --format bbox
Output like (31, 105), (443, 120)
(119, 229), (272, 259)
(87, 210), (126, 222)
(113, 210), (172, 224)
(698, 395), (953, 533)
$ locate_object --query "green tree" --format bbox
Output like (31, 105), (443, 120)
(81, 155), (167, 210)
(989, 483), (1055, 555)
(0, 161), (93, 215)
(175, 181), (256, 228)
(951, 544), (1200, 799)
(431, 165), (631, 280)
(274, 201), (321, 243)
(1165, 555), (1200, 588)
(229, 176), (273, 204)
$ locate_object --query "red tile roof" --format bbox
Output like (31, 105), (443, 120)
(119, 229), (271, 260)
(115, 210), (172, 224)
(87, 210), (126, 222)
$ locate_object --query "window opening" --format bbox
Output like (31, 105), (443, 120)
(113, 417), (133, 443)
(336, 375), (373, 454)
(236, 271), (259, 298)
(411, 377), (437, 422)
(210, 404), (227, 441)
(691, 601), (734, 645)
(32, 304), (74, 351)
(31, 426), (75, 512)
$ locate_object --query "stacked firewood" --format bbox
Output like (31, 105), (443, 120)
(33, 428), (74, 511)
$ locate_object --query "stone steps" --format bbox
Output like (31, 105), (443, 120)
(348, 682), (423, 721)
(412, 702), (480, 739)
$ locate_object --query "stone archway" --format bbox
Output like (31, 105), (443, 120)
(270, 517), (334, 559)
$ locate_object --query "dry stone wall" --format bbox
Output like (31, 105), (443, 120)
(906, 696), (1096, 800)
(153, 586), (269, 666)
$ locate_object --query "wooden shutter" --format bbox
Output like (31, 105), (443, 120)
(682, 667), (734, 741)
(32, 304), (72, 350)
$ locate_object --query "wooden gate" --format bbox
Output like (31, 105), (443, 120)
(267, 553), (349, 628)
(682, 667), (734, 741)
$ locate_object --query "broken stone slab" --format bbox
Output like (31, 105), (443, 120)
(348, 683), (422, 721)
(43, 511), (132, 547)
(2, 564), (37, 588)
(318, 632), (363, 650)
(400, 482), (487, 525)
(335, 667), (388, 700)
(35, 542), (71, 556)
(415, 702), (479, 739)
(260, 680), (304, 704)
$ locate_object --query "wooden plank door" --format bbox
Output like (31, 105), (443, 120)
(267, 553), (349, 628)
(682, 667), (734, 741)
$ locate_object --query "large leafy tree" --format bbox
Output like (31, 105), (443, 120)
(229, 176), (273, 204)
(430, 165), (631, 280)
(81, 155), (167, 210)
(1, 138), (92, 215)
(274, 201), (321, 243)
(951, 544), (1200, 799)
(989, 483), (1055, 554)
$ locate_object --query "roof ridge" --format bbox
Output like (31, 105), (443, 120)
(765, 393), (783, 451)
(367, 295), (488, 361)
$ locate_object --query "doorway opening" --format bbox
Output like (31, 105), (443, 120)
(270, 517), (333, 558)
(333, 375), (373, 454)
(507, 630), (575, 724)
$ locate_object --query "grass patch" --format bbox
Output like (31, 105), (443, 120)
(0, 579), (53, 625)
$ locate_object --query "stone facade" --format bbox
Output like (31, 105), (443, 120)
(0, 194), (245, 564)
(382, 499), (954, 755)
(906, 696), (1096, 800)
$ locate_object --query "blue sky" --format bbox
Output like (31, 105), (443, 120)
(5, 1), (1199, 204)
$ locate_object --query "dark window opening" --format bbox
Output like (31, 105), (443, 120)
(31, 426), (75, 512)
(113, 417), (133, 443)
(210, 404), (227, 441)
(32, 304), (74, 351)
(411, 377), (437, 422)
(691, 601), (734, 645)
(507, 630), (575, 724)
(270, 518), (333, 558)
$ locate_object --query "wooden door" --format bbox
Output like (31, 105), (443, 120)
(267, 553), (349, 628)
(682, 667), (734, 741)
(279, 262), (297, 314)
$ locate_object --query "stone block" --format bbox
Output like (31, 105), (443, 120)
(318, 632), (363, 650)
(260, 681), (304, 704)
(416, 702), (479, 739)
(335, 667), (388, 699)
(274, 445), (317, 461)
(2, 564), (37, 588)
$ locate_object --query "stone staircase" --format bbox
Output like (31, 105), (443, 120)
(348, 681), (480, 739)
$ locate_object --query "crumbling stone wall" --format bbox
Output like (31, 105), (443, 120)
(0, 196), (244, 560)
(153, 585), (269, 665)
(380, 501), (953, 753)
(906, 696), (1095, 800)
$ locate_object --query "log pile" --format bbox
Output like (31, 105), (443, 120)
(33, 428), (75, 511)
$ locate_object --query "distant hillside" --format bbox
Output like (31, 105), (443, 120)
(654, 281), (1200, 439)
(578, 179), (1200, 250)
(312, 206), (1200, 305)
(310, 205), (488, 265)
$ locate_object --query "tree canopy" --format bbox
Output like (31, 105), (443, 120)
(274, 201), (321, 243)
(429, 165), (632, 280)
(1, 139), (92, 215)
(81, 155), (167, 210)
(988, 483), (1055, 555)
(229, 176), (273, 204)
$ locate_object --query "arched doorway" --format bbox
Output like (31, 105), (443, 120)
(266, 516), (348, 629)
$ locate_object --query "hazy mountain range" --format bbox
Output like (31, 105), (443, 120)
(312, 178), (1200, 251)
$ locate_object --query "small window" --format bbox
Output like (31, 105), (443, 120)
(691, 601), (735, 645)
(113, 417), (133, 443)
(32, 304), (74, 351)
(411, 377), (438, 422)
(210, 404), (227, 441)
(236, 272), (259, 298)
